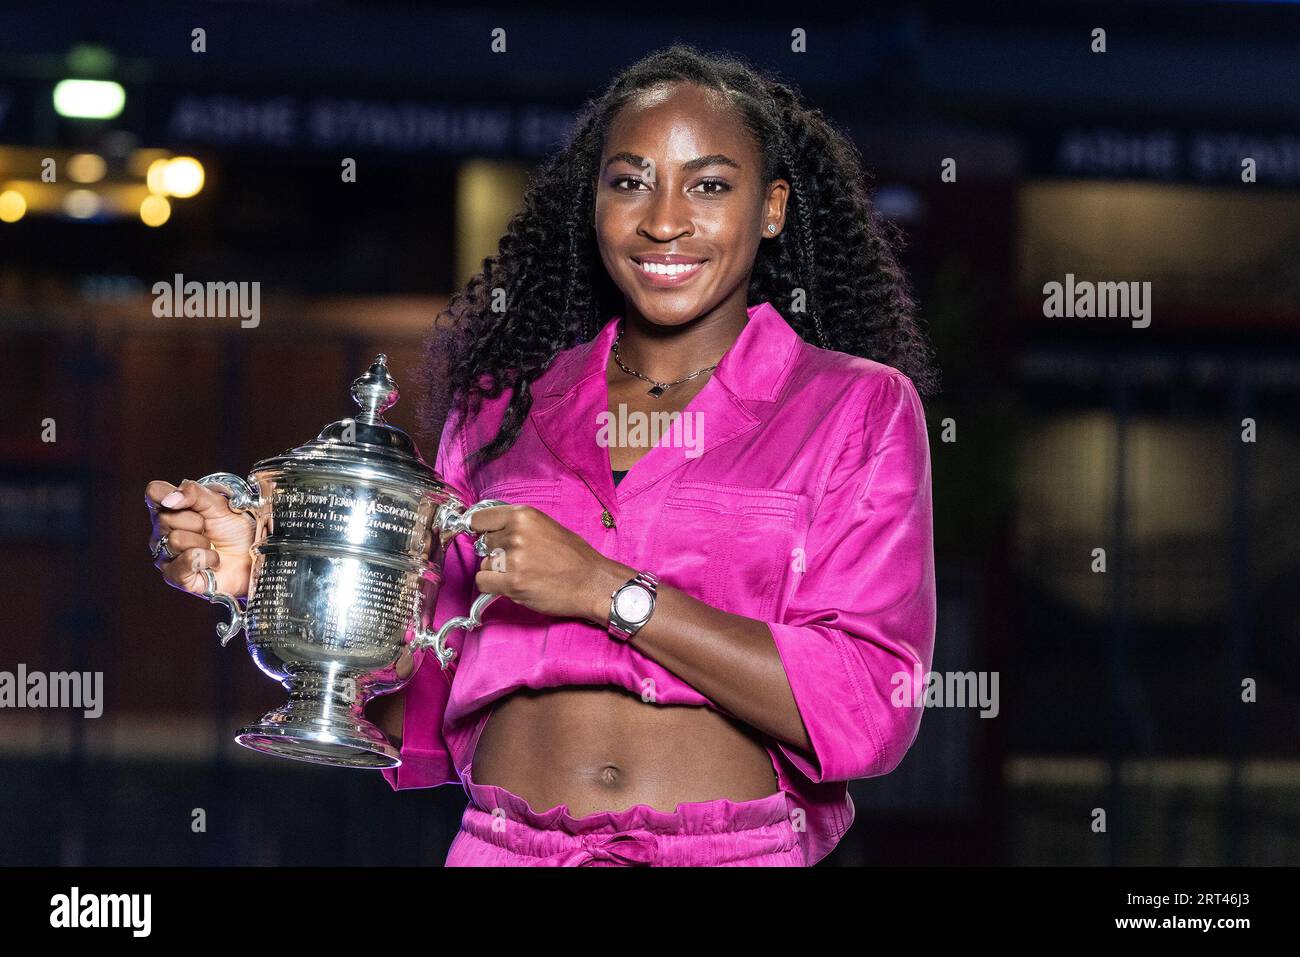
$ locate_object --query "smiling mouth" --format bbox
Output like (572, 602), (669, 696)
(630, 257), (708, 278)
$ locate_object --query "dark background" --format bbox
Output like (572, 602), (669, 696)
(1, 0), (1297, 865)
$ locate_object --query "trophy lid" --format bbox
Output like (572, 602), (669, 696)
(251, 354), (442, 489)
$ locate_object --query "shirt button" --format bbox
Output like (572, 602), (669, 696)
(601, 508), (616, 528)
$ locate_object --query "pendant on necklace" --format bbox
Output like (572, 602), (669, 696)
(647, 385), (665, 397)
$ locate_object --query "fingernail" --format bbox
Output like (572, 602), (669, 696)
(161, 491), (184, 507)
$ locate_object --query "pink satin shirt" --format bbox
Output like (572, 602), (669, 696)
(382, 299), (937, 866)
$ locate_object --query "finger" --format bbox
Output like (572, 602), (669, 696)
(465, 505), (513, 533)
(158, 544), (222, 592)
(157, 540), (220, 573)
(476, 528), (512, 552)
(151, 528), (212, 558)
(157, 478), (240, 521)
(475, 569), (509, 595)
(479, 548), (509, 573)
(153, 508), (205, 534)
(145, 480), (179, 510)
(177, 477), (241, 519)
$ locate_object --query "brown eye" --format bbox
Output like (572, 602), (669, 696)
(692, 178), (731, 195)
(613, 176), (649, 191)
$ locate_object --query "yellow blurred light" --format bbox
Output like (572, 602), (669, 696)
(128, 148), (170, 178)
(145, 157), (169, 194)
(52, 79), (125, 119)
(67, 153), (107, 183)
(2, 181), (57, 214)
(0, 190), (27, 222)
(140, 194), (170, 227)
(63, 189), (101, 218)
(161, 157), (204, 198)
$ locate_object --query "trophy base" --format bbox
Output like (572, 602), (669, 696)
(235, 692), (401, 769)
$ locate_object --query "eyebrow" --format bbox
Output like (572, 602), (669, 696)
(602, 151), (741, 174)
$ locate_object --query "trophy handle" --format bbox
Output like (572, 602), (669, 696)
(411, 498), (509, 669)
(195, 472), (263, 646)
(197, 472), (263, 511)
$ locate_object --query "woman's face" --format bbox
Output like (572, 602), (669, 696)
(594, 82), (788, 328)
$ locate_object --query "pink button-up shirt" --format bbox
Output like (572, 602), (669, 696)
(382, 299), (936, 865)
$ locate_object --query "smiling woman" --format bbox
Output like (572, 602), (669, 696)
(367, 42), (941, 867)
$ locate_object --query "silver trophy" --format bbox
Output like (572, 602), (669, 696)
(194, 354), (505, 770)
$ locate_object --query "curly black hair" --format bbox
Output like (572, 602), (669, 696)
(411, 42), (940, 467)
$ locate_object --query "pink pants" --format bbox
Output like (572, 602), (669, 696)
(444, 765), (805, 866)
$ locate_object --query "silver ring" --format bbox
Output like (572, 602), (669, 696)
(151, 533), (176, 561)
(474, 533), (489, 558)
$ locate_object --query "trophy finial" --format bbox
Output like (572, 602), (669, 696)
(350, 354), (399, 424)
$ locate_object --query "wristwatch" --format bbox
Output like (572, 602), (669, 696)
(607, 570), (659, 642)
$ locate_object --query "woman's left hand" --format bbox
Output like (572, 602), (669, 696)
(466, 505), (628, 624)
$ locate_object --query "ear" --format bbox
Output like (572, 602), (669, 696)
(764, 178), (791, 237)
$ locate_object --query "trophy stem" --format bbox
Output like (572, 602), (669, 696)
(234, 670), (401, 769)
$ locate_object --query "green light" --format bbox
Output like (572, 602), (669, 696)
(66, 44), (117, 76)
(52, 79), (125, 120)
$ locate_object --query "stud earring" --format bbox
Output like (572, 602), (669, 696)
(767, 224), (777, 234)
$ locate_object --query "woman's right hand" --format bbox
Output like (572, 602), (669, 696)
(145, 478), (255, 600)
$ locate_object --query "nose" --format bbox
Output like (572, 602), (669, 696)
(639, 184), (692, 241)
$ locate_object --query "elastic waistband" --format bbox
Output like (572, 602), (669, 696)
(455, 767), (800, 865)
(461, 765), (791, 837)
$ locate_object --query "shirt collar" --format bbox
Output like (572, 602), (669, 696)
(536, 299), (802, 403)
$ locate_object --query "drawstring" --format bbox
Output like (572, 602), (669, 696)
(535, 829), (661, 867)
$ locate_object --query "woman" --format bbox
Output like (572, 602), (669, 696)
(145, 44), (940, 866)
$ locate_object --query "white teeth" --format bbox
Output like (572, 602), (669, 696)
(639, 260), (703, 276)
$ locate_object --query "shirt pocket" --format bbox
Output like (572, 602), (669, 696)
(476, 478), (562, 513)
(651, 481), (803, 620)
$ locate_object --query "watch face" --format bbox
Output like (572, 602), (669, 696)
(615, 584), (653, 623)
